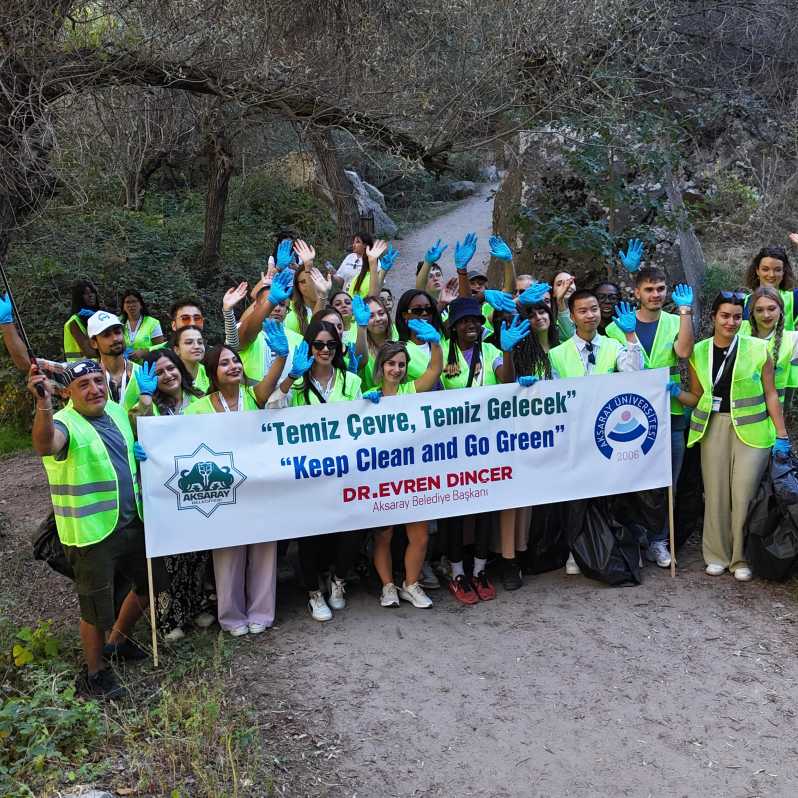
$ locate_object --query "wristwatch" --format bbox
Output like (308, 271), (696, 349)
(679, 308), (692, 316)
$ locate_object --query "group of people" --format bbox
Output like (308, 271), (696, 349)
(3, 227), (798, 700)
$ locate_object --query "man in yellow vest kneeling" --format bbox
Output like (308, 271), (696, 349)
(29, 358), (154, 700)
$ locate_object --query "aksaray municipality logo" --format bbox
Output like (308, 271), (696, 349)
(165, 443), (246, 517)
(594, 393), (658, 461)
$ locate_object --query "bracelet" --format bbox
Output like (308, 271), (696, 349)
(36, 403), (53, 412)
(679, 308), (692, 316)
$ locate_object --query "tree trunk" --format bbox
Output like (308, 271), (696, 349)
(199, 127), (234, 279)
(310, 129), (359, 249)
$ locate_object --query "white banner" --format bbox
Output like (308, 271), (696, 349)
(139, 368), (672, 557)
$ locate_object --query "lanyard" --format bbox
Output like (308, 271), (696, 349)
(712, 335), (738, 389)
(105, 364), (128, 400)
(311, 373), (335, 400)
(218, 387), (244, 413)
(127, 317), (142, 340)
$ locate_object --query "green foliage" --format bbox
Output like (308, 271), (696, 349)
(694, 173), (760, 229)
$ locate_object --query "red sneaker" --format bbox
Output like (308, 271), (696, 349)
(448, 574), (479, 605)
(472, 570), (496, 601)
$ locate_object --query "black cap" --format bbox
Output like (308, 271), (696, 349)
(467, 270), (488, 282)
(447, 297), (486, 327)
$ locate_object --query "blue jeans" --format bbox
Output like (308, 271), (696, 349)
(649, 421), (687, 545)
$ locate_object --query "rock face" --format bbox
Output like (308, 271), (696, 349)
(491, 129), (684, 293)
(362, 181), (387, 211)
(447, 180), (477, 199)
(344, 170), (398, 237)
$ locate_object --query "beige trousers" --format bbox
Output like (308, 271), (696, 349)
(699, 413), (769, 572)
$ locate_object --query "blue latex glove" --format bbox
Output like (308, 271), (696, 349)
(268, 268), (294, 305)
(133, 442), (148, 462)
(275, 238), (294, 271)
(0, 293), (12, 324)
(264, 320), (289, 357)
(500, 316), (531, 351)
(425, 238), (448, 264)
(77, 307), (95, 319)
(484, 290), (516, 313)
(517, 375), (539, 387)
(363, 390), (382, 404)
(346, 343), (363, 374)
(666, 381), (682, 397)
(288, 340), (314, 379)
(618, 239), (644, 272)
(517, 282), (551, 306)
(123, 347), (134, 359)
(135, 362), (159, 396)
(352, 295), (372, 327)
(613, 301), (638, 333)
(672, 284), (694, 307)
(774, 438), (791, 457)
(489, 235), (513, 261)
(380, 245), (399, 272)
(408, 318), (441, 344)
(454, 232), (478, 271)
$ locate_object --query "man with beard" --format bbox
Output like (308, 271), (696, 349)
(87, 311), (140, 404)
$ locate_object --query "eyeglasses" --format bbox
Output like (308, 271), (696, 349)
(311, 340), (338, 352)
(585, 340), (596, 366)
(407, 306), (433, 316)
(595, 293), (619, 302)
(178, 314), (204, 324)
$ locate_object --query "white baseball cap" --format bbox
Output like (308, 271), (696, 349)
(87, 310), (123, 337)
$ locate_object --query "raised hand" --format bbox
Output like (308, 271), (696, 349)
(500, 316), (531, 351)
(346, 343), (364, 373)
(288, 340), (314, 378)
(613, 301), (638, 333)
(268, 268), (294, 305)
(263, 320), (289, 357)
(366, 239), (388, 264)
(293, 239), (316, 267)
(489, 235), (513, 261)
(672, 284), (693, 308)
(518, 282), (551, 306)
(439, 277), (458, 305)
(618, 239), (644, 273)
(552, 274), (575, 308)
(484, 290), (516, 313)
(425, 238), (448, 264)
(789, 233), (798, 248)
(136, 361), (159, 396)
(0, 292), (12, 324)
(307, 266), (332, 301)
(275, 238), (294, 271)
(517, 375), (539, 387)
(352, 295), (372, 327)
(27, 362), (52, 402)
(666, 381), (682, 397)
(408, 318), (441, 344)
(133, 442), (148, 462)
(223, 282), (249, 312)
(77, 307), (95, 319)
(380, 244), (399, 272)
(363, 389), (382, 404)
(454, 232), (478, 271)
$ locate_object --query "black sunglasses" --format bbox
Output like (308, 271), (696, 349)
(311, 340), (338, 351)
(595, 292), (619, 301)
(585, 340), (596, 366)
(719, 291), (747, 303)
(407, 306), (433, 316)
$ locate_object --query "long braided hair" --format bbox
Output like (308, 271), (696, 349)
(513, 302), (559, 379)
(748, 285), (785, 366)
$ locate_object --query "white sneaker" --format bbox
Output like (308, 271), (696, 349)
(647, 541), (672, 568)
(705, 563), (725, 576)
(164, 627), (185, 642)
(308, 590), (333, 621)
(229, 625), (249, 637)
(565, 553), (581, 575)
(194, 612), (215, 629)
(248, 622), (268, 634)
(380, 582), (400, 607)
(733, 567), (753, 582)
(398, 581), (433, 608)
(327, 577), (346, 610)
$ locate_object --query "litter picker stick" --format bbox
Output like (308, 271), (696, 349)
(147, 557), (159, 667)
(668, 485), (676, 578)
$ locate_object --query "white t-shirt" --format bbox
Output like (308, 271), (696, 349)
(336, 253), (362, 284)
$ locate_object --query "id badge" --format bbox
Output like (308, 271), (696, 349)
(712, 396), (722, 412)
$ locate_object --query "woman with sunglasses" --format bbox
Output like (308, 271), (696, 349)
(437, 296), (531, 604)
(395, 289), (447, 382)
(183, 336), (287, 636)
(673, 291), (790, 581)
(279, 319), (363, 621)
(743, 246), (798, 331)
(361, 329), (443, 609)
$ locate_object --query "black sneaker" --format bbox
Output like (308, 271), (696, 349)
(77, 666), (128, 700)
(103, 638), (148, 662)
(502, 558), (523, 591)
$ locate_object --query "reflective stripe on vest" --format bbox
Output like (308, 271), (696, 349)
(42, 401), (142, 547)
(687, 336), (775, 449)
(548, 335), (620, 378)
(606, 311), (683, 415)
(441, 339), (502, 390)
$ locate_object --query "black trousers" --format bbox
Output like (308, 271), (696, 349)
(441, 513), (492, 564)
(298, 530), (364, 591)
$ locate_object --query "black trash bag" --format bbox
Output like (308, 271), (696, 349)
(745, 459), (798, 581)
(771, 453), (798, 506)
(674, 436), (703, 550)
(612, 489), (667, 538)
(524, 502), (569, 574)
(567, 498), (642, 586)
(31, 511), (74, 581)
